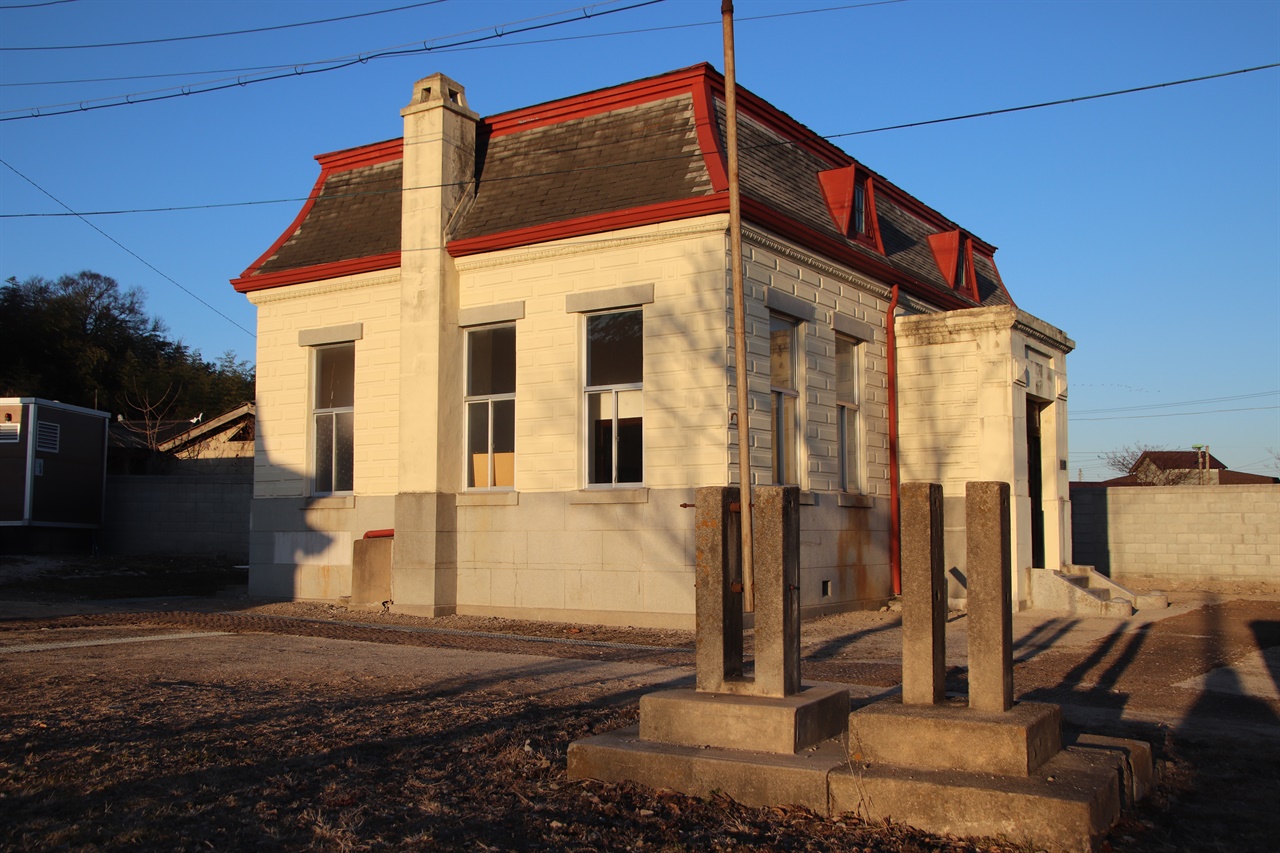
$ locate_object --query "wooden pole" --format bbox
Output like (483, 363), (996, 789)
(722, 0), (754, 612)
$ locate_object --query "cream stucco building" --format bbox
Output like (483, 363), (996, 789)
(231, 65), (1075, 627)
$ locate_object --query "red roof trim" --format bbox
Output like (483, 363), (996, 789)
(315, 138), (403, 172)
(231, 138), (404, 288)
(447, 196), (728, 258)
(484, 64), (716, 139)
(692, 74), (729, 193)
(231, 252), (400, 293)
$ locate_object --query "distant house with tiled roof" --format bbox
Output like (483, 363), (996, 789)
(231, 65), (1076, 624)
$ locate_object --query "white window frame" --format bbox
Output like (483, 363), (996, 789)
(769, 313), (800, 486)
(836, 334), (862, 494)
(583, 308), (644, 488)
(312, 342), (354, 496)
(465, 324), (516, 491)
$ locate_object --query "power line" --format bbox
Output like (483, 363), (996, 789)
(830, 63), (1280, 139)
(3, 58), (1277, 218)
(0, 1), (908, 117)
(0, 2), (445, 51)
(0, 0), (77, 8)
(1071, 406), (1279, 422)
(1072, 390), (1279, 415)
(0, 1), (901, 89)
(0, 158), (255, 341)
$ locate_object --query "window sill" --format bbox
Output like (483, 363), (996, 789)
(570, 488), (649, 505)
(838, 493), (873, 508)
(457, 491), (519, 507)
(305, 495), (355, 510)
(798, 490), (816, 506)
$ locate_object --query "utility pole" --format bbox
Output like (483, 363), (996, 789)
(722, 0), (754, 612)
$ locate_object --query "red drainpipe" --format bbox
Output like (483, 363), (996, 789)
(363, 528), (394, 539)
(886, 284), (902, 596)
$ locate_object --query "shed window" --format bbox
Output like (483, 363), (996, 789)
(313, 344), (354, 495)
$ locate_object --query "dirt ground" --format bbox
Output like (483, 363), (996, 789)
(1, 554), (1277, 852)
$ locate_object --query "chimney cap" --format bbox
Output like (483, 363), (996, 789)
(402, 72), (477, 118)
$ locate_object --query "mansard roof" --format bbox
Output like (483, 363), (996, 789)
(232, 64), (1014, 310)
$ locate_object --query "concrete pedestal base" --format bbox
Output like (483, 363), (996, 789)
(830, 746), (1125, 853)
(847, 698), (1062, 776)
(568, 725), (843, 810)
(640, 685), (849, 754)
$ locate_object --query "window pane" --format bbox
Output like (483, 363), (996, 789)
(587, 311), (642, 386)
(467, 401), (490, 488)
(315, 413), (334, 494)
(468, 325), (515, 396)
(334, 411), (354, 493)
(853, 181), (866, 235)
(836, 337), (858, 405)
(840, 406), (858, 492)
(587, 391), (613, 485)
(769, 316), (795, 390)
(316, 345), (355, 409)
(780, 394), (797, 484)
(492, 398), (515, 487)
(616, 389), (643, 484)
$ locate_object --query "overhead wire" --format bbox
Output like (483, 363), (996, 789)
(0, 157), (255, 340)
(0, 0), (77, 9)
(1072, 390), (1279, 415)
(0, 2), (446, 51)
(2, 59), (1277, 219)
(0, 1), (901, 89)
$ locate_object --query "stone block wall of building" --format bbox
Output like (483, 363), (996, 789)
(1070, 484), (1279, 587)
(246, 270), (403, 597)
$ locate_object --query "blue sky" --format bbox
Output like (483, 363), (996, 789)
(1, 0), (1277, 477)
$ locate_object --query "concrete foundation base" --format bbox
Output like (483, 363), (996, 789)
(567, 725), (842, 811)
(830, 746), (1125, 853)
(639, 685), (849, 754)
(847, 698), (1062, 776)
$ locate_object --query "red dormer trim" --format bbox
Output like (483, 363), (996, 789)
(928, 230), (981, 301)
(230, 138), (404, 292)
(865, 176), (885, 255)
(928, 231), (961, 287)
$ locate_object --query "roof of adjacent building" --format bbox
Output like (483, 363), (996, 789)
(232, 64), (1013, 310)
(1131, 450), (1226, 473)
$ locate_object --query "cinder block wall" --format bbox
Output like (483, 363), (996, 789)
(102, 473), (251, 560)
(1070, 484), (1279, 586)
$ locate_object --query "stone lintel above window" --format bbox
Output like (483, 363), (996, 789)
(764, 287), (821, 324)
(459, 301), (525, 328)
(565, 283), (654, 314)
(299, 323), (364, 348)
(833, 312), (876, 343)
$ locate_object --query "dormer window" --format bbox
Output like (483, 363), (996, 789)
(818, 164), (879, 251)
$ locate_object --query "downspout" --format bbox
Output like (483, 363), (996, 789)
(886, 285), (902, 596)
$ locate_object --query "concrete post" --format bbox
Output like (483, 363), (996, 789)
(752, 485), (801, 697)
(694, 486), (743, 691)
(900, 482), (945, 705)
(966, 481), (1013, 712)
(693, 485), (799, 698)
